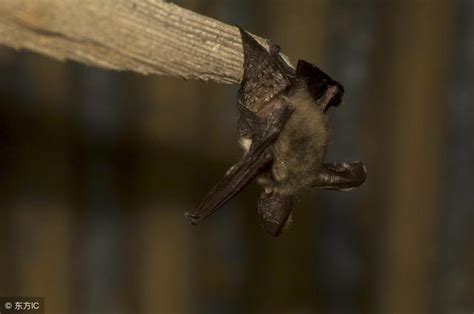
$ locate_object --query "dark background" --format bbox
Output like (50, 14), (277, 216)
(0, 0), (473, 313)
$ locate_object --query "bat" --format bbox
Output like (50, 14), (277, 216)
(185, 27), (366, 236)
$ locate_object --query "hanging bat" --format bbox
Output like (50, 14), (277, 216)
(185, 27), (366, 236)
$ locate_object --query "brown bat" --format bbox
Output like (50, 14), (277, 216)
(185, 27), (366, 236)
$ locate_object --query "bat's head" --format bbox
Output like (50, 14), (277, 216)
(295, 60), (344, 112)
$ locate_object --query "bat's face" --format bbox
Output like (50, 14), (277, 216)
(185, 28), (366, 236)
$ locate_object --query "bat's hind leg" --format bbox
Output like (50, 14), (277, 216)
(257, 191), (293, 236)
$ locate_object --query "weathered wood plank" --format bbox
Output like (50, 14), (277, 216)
(0, 0), (277, 84)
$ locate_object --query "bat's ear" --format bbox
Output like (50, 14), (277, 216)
(296, 60), (344, 109)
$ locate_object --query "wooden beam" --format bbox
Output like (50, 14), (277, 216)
(0, 0), (278, 84)
(376, 1), (455, 313)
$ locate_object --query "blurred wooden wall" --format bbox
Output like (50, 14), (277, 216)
(370, 1), (455, 314)
(0, 1), (473, 314)
(0, 53), (75, 313)
(436, 0), (474, 312)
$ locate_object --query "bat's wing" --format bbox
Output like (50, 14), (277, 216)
(185, 29), (295, 225)
(238, 27), (293, 113)
(185, 101), (294, 225)
(312, 162), (366, 191)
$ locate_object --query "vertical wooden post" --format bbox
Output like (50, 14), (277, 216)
(0, 54), (74, 313)
(318, 2), (377, 313)
(136, 204), (192, 314)
(376, 2), (455, 313)
(14, 204), (74, 314)
(436, 0), (474, 311)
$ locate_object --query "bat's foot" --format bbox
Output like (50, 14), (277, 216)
(184, 212), (200, 225)
(257, 191), (293, 236)
(313, 161), (366, 191)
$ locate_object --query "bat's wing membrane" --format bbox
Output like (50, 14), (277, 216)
(185, 101), (294, 225)
(185, 148), (271, 225)
(238, 27), (293, 113)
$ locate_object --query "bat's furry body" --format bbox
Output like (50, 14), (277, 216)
(257, 87), (329, 196)
(185, 27), (366, 236)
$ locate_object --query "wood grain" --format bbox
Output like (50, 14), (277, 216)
(0, 0), (279, 84)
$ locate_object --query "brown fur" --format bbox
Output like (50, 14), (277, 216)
(251, 85), (329, 196)
(270, 87), (329, 194)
